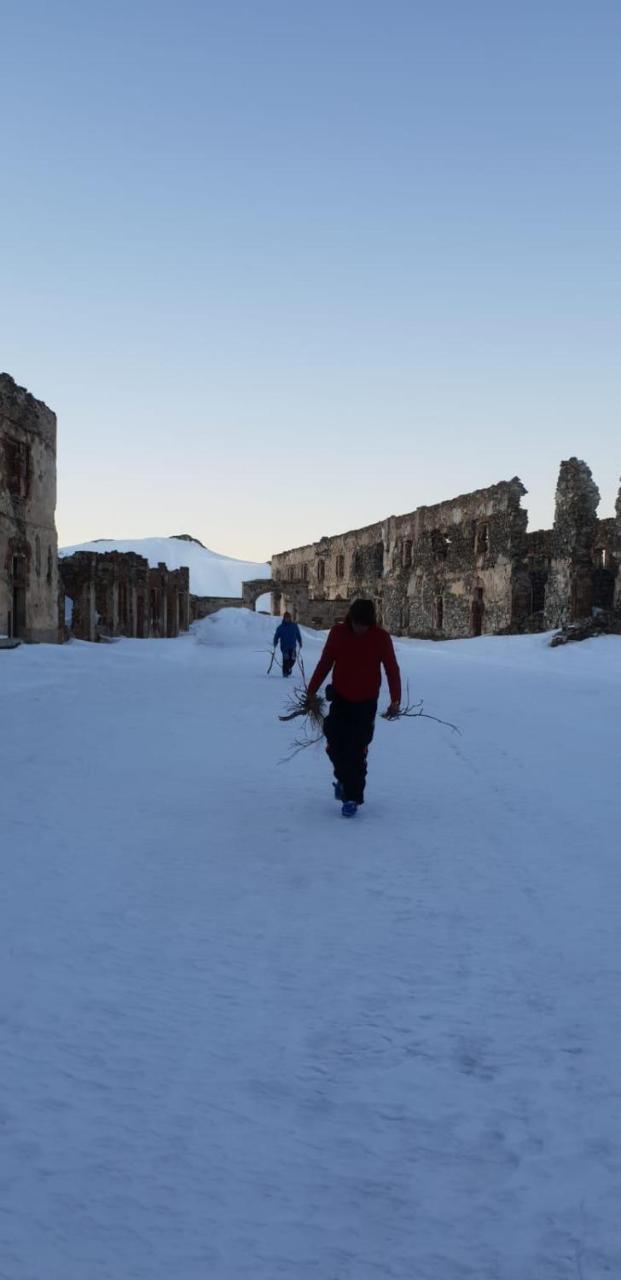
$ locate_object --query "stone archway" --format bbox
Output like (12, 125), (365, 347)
(242, 578), (277, 611)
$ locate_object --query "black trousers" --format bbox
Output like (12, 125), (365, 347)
(323, 694), (378, 805)
(282, 648), (296, 676)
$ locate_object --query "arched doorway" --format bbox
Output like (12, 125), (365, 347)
(242, 578), (277, 612)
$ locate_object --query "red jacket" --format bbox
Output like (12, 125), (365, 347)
(307, 623), (402, 705)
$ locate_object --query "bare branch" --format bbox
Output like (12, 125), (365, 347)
(265, 648), (281, 674)
(278, 729), (325, 764)
(381, 681), (461, 734)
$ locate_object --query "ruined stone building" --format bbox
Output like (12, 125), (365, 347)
(0, 374), (60, 642)
(4, 364), (617, 648)
(269, 460), (621, 639)
(60, 551), (190, 642)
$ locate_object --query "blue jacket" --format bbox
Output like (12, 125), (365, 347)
(273, 620), (302, 653)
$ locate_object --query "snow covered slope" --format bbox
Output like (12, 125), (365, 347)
(2, 616), (621, 1279)
(59, 536), (270, 597)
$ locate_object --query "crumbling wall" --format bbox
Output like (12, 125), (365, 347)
(277, 584), (348, 629)
(592, 517), (617, 610)
(271, 479), (528, 638)
(148, 563), (168, 637)
(272, 461), (621, 638)
(0, 373), (59, 642)
(192, 594), (243, 620)
(383, 478), (528, 638)
(615, 481), (621, 615)
(523, 528), (553, 630)
(191, 577), (273, 622)
(299, 598), (349, 629)
(60, 552), (189, 641)
(172, 568), (190, 633)
(544, 459), (601, 628)
(271, 521), (386, 627)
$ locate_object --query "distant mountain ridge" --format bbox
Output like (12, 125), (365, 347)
(171, 534), (207, 548)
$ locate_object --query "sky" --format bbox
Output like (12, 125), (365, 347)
(1, 0), (619, 561)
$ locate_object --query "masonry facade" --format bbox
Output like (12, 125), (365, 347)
(60, 551), (190, 642)
(0, 374), (60, 643)
(269, 461), (621, 639)
(4, 368), (618, 647)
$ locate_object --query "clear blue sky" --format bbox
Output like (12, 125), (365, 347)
(2, 0), (619, 559)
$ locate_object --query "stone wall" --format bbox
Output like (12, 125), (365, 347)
(192, 595), (243, 620)
(271, 582), (349, 630)
(384, 478), (528, 638)
(615, 482), (621, 614)
(544, 459), (602, 628)
(272, 522), (385, 622)
(190, 578), (273, 622)
(170, 568), (190, 634)
(0, 373), (59, 642)
(5, 366), (618, 648)
(270, 463), (621, 638)
(524, 528), (553, 630)
(271, 479), (528, 638)
(592, 516), (618, 611)
(61, 551), (190, 641)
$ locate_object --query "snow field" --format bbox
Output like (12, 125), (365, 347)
(1, 612), (621, 1279)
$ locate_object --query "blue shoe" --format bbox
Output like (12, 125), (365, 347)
(341, 801), (358, 818)
(333, 781), (344, 802)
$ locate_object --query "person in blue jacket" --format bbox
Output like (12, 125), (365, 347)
(273, 611), (302, 677)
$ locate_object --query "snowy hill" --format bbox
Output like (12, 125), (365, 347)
(2, 615), (621, 1278)
(59, 535), (270, 597)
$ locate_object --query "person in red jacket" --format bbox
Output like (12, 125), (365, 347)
(305, 598), (402, 817)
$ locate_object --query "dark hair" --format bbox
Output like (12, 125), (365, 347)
(347, 598), (376, 628)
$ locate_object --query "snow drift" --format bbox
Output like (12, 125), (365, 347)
(192, 607), (319, 648)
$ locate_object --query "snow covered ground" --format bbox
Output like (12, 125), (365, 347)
(2, 614), (621, 1279)
(59, 537), (271, 598)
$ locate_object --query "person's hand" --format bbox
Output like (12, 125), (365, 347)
(384, 700), (401, 720)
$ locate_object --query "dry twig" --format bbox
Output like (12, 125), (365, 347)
(265, 648), (281, 674)
(278, 727), (325, 763)
(381, 681), (461, 734)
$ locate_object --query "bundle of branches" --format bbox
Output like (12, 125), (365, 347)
(278, 658), (325, 732)
(277, 655), (326, 760)
(278, 705), (325, 762)
(381, 681), (461, 734)
(278, 688), (325, 729)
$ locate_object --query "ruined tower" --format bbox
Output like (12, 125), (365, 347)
(543, 458), (600, 629)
